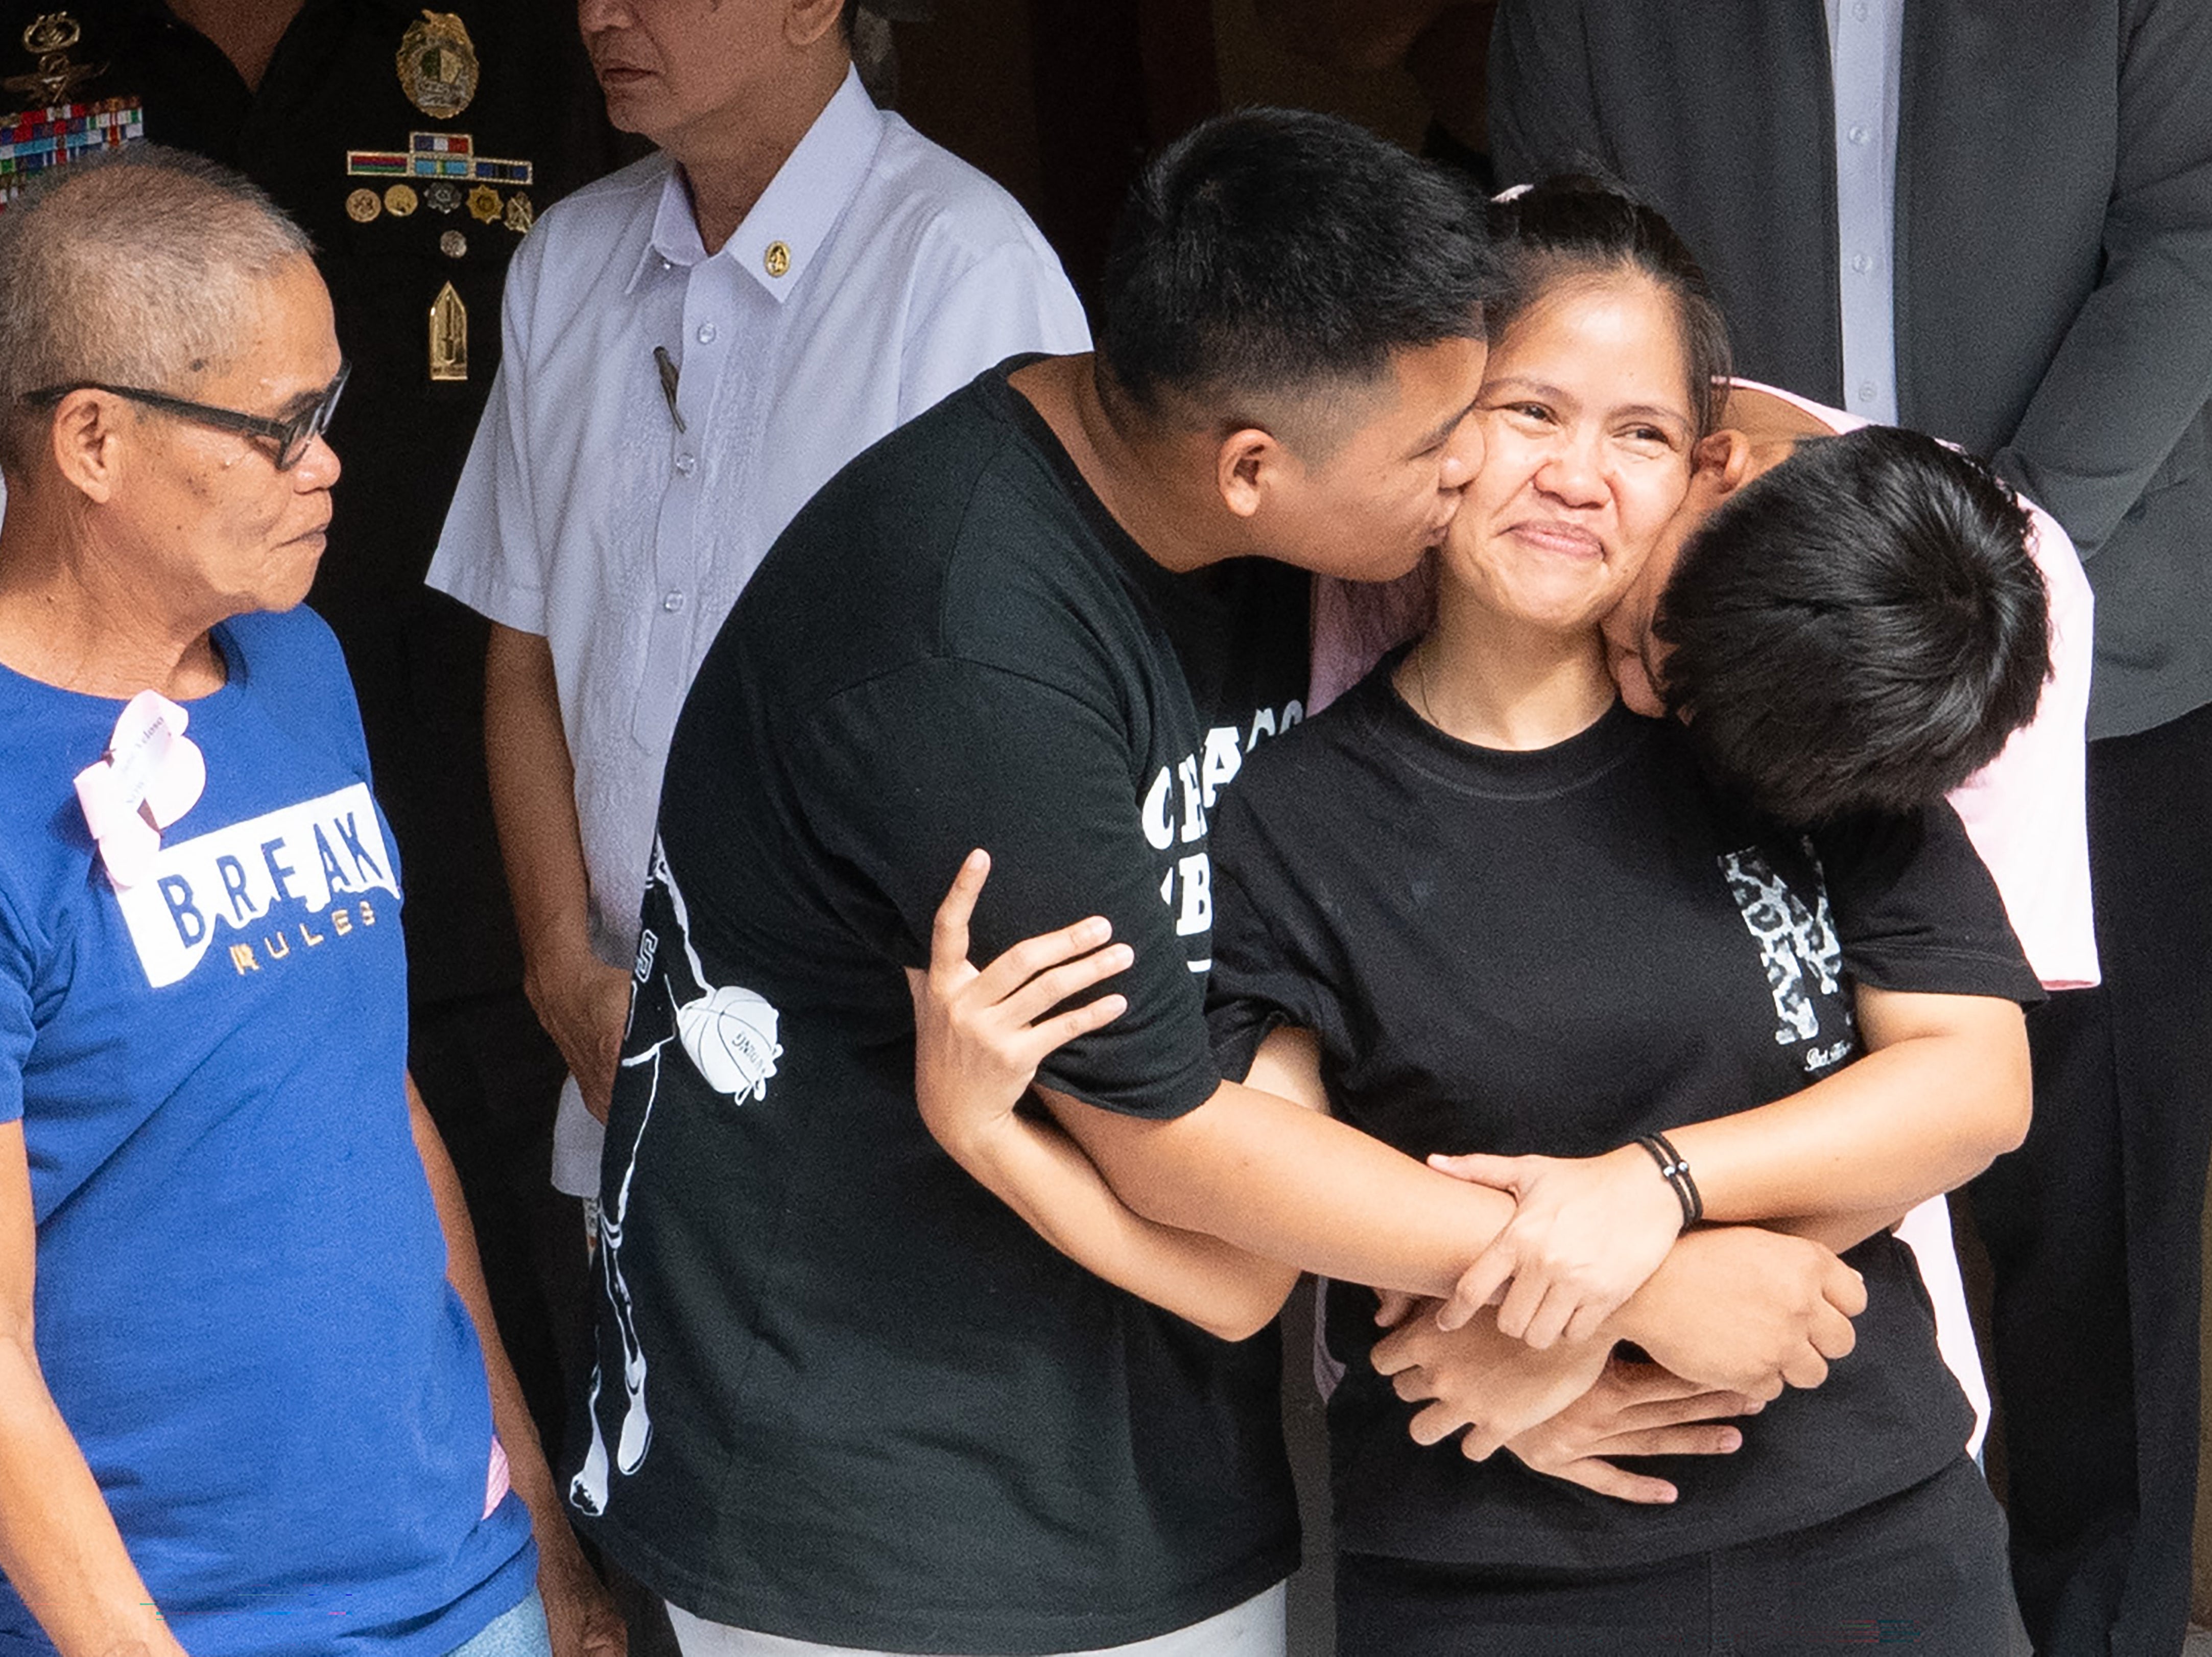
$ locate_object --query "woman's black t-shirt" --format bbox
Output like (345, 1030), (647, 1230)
(1206, 655), (2042, 1571)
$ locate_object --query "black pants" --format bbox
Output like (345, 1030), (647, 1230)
(1336, 1458), (2014, 1656)
(1969, 698), (2212, 1657)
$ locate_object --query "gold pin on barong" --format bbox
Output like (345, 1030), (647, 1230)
(430, 280), (467, 380)
(397, 11), (477, 119)
(503, 191), (533, 234)
(466, 182), (501, 221)
(385, 183), (418, 215)
(345, 187), (380, 222)
(763, 239), (791, 278)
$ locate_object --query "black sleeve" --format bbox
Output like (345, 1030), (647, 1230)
(1201, 767), (1358, 1085)
(802, 658), (1220, 1120)
(1819, 803), (2048, 1007)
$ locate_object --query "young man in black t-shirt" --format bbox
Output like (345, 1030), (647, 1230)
(572, 110), (1504, 1653)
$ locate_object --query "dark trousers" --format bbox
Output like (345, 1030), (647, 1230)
(1336, 1458), (2014, 1656)
(1970, 698), (2212, 1657)
(409, 988), (594, 1456)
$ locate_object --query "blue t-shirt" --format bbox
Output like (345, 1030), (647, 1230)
(0, 608), (534, 1655)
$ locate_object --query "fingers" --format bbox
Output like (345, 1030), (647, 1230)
(1518, 1280), (1586, 1353)
(1491, 1260), (1552, 1345)
(1614, 1386), (1762, 1430)
(1778, 1346), (1830, 1390)
(1439, 1244), (1515, 1332)
(1597, 1422), (1742, 1459)
(1533, 1455), (1679, 1504)
(1373, 1288), (1418, 1328)
(969, 917), (1116, 1005)
(1024, 991), (1129, 1054)
(1823, 1259), (1870, 1318)
(1408, 1397), (1474, 1450)
(1425, 1151), (1526, 1191)
(929, 849), (989, 972)
(996, 940), (1132, 1026)
(1369, 1322), (1422, 1375)
(1810, 1296), (1858, 1361)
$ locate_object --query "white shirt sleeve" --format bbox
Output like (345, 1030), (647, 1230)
(895, 238), (1091, 427)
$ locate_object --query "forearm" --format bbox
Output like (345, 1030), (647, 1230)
(950, 1109), (1299, 1341)
(1663, 998), (2029, 1225)
(1044, 1079), (1515, 1298)
(0, 1339), (179, 1657)
(409, 1082), (552, 1514)
(484, 623), (597, 988)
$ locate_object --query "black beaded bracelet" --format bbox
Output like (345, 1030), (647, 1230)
(1635, 1131), (1704, 1228)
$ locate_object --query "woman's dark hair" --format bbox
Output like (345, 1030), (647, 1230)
(1485, 175), (1733, 438)
(1655, 425), (2050, 824)
(1096, 109), (1501, 429)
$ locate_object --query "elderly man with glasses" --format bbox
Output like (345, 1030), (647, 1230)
(0, 149), (622, 1657)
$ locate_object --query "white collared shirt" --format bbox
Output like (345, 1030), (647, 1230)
(430, 68), (1089, 1188)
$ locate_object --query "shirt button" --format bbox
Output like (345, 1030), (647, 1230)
(1853, 0), (1869, 17)
(1859, 381), (1880, 403)
(1851, 252), (1872, 274)
(1848, 124), (1870, 146)
(696, 322), (718, 345)
(662, 590), (686, 613)
(674, 453), (698, 475)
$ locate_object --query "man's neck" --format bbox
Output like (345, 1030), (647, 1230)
(672, 53), (850, 256)
(166, 0), (306, 92)
(1008, 355), (1232, 577)
(0, 512), (225, 701)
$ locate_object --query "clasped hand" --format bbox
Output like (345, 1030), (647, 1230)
(1435, 1145), (1687, 1348)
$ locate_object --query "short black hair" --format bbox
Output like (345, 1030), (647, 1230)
(1487, 174), (1732, 437)
(1096, 109), (1497, 432)
(1655, 425), (2049, 824)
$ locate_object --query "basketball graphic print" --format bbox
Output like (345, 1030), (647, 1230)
(676, 983), (783, 1102)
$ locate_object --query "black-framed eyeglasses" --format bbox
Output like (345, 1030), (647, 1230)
(21, 360), (350, 471)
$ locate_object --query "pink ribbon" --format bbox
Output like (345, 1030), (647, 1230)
(73, 690), (206, 888)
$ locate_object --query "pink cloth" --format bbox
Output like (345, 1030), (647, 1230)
(485, 1437), (512, 1522)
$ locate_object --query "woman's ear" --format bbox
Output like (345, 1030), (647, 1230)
(1693, 428), (1758, 497)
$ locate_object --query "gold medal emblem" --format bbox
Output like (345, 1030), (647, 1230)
(384, 183), (418, 216)
(763, 239), (791, 279)
(396, 11), (478, 120)
(439, 229), (467, 258)
(503, 191), (533, 234)
(430, 280), (467, 381)
(345, 187), (381, 222)
(466, 183), (501, 222)
(4, 11), (103, 103)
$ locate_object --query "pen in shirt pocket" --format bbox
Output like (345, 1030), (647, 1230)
(653, 345), (685, 433)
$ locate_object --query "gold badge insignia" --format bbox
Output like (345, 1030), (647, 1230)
(763, 239), (791, 279)
(4, 11), (104, 104)
(466, 182), (500, 222)
(439, 229), (467, 258)
(429, 280), (467, 381)
(396, 11), (478, 120)
(384, 183), (418, 216)
(345, 187), (381, 222)
(503, 191), (533, 234)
